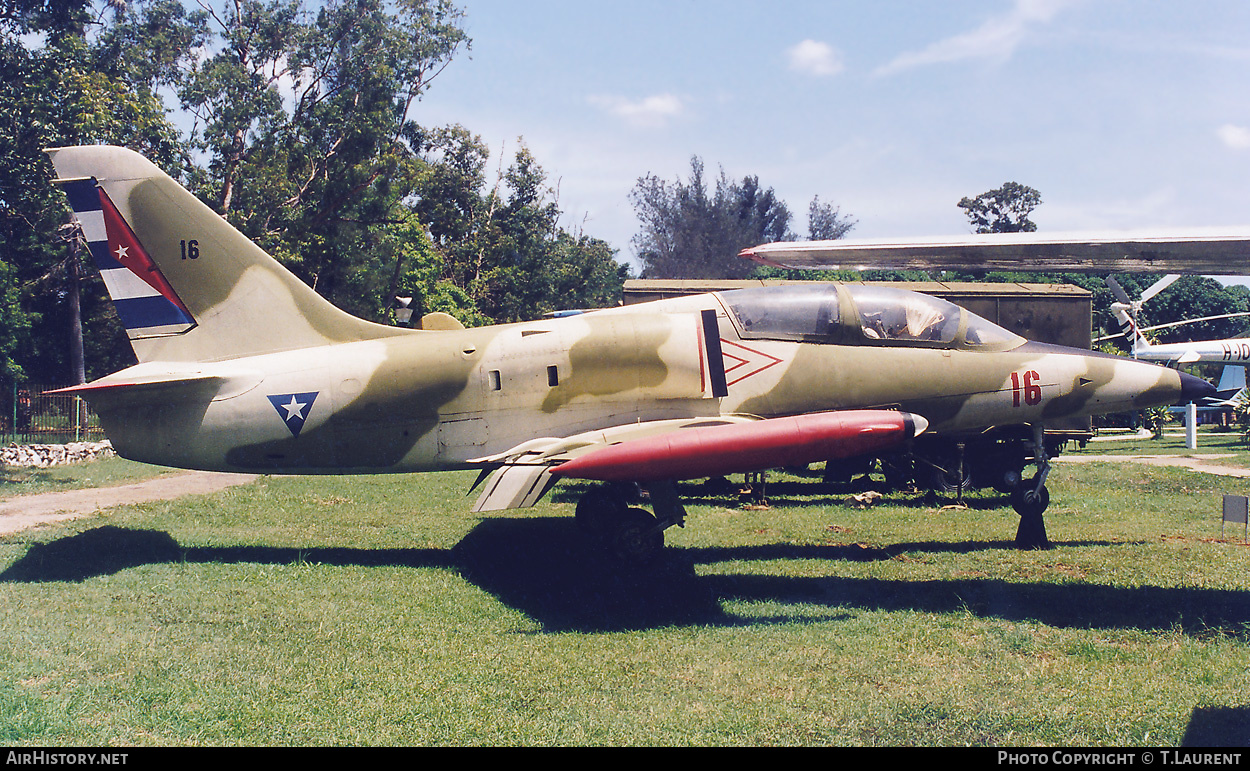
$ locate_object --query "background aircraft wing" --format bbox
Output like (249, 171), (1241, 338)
(739, 228), (1250, 274)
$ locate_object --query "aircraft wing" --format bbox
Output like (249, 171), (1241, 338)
(469, 410), (927, 512)
(739, 228), (1250, 274)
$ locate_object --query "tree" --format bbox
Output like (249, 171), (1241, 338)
(807, 195), (856, 241)
(629, 156), (795, 279)
(458, 143), (624, 322)
(958, 182), (1042, 234)
(2, 0), (624, 381)
(0, 0), (188, 383)
(409, 123), (490, 289)
(1140, 276), (1250, 345)
(175, 0), (469, 320)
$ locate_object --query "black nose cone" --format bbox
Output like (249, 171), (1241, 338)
(1177, 371), (1217, 404)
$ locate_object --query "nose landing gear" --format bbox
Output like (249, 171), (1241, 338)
(1012, 424), (1052, 550)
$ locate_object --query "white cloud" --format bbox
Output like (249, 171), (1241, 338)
(786, 40), (844, 77)
(876, 0), (1080, 76)
(1217, 124), (1250, 150)
(587, 93), (685, 128)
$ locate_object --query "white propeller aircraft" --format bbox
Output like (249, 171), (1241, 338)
(1106, 276), (1250, 368)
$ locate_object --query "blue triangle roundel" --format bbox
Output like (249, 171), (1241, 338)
(267, 392), (319, 437)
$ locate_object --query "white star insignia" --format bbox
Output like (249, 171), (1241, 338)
(114, 244), (129, 260)
(281, 396), (306, 421)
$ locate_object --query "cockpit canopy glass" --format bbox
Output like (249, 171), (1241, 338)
(719, 283), (1024, 350)
(719, 284), (840, 342)
(963, 312), (1024, 347)
(849, 285), (960, 344)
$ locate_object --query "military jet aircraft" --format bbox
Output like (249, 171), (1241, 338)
(47, 146), (1212, 559)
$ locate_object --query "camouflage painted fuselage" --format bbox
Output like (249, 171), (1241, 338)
(91, 289), (1190, 475)
(46, 145), (1199, 479)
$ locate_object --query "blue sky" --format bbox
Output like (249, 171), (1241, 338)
(413, 0), (1250, 272)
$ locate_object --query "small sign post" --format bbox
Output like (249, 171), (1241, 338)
(1222, 494), (1248, 542)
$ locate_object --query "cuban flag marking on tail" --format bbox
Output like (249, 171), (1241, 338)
(57, 178), (196, 339)
(267, 392), (319, 437)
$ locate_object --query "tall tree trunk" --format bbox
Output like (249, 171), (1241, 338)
(67, 242), (85, 386)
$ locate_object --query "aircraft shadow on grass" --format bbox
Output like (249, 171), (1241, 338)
(1181, 706), (1250, 746)
(2, 519), (1247, 642)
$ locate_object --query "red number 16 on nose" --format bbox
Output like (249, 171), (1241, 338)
(1011, 370), (1042, 407)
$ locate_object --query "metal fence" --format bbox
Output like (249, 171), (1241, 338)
(1, 383), (105, 444)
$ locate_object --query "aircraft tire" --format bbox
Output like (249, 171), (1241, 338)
(609, 507), (664, 564)
(1011, 481), (1051, 550)
(1010, 481), (1049, 517)
(921, 460), (970, 494)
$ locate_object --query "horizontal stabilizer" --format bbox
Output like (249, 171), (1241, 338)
(45, 371), (221, 396)
(44, 363), (262, 409)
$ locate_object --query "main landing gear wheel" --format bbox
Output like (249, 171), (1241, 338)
(575, 485), (669, 564)
(575, 487), (626, 535)
(609, 507), (664, 564)
(1011, 477), (1051, 550)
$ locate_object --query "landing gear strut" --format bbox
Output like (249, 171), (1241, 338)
(1012, 424), (1052, 550)
(575, 480), (685, 564)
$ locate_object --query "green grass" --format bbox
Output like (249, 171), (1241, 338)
(0, 456), (1247, 746)
(1080, 424), (1250, 461)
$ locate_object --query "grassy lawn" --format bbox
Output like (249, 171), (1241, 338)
(0, 455), (1247, 746)
(1078, 424), (1250, 461)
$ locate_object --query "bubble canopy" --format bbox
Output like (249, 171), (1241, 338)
(717, 284), (1024, 350)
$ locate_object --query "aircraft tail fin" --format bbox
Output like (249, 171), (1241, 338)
(48, 146), (405, 364)
(1109, 302), (1151, 356)
(1214, 365), (1247, 402)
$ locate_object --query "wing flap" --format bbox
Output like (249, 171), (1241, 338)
(466, 416), (761, 511)
(471, 465), (558, 513)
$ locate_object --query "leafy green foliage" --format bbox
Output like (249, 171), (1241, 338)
(958, 181), (1042, 234)
(172, 0), (471, 321)
(630, 156), (856, 280)
(1141, 276), (1250, 343)
(0, 5), (187, 382)
(807, 194), (856, 241)
(0, 0), (628, 381)
(630, 156), (797, 279)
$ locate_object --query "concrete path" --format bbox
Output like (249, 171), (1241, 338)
(1056, 453), (1250, 478)
(0, 471), (259, 535)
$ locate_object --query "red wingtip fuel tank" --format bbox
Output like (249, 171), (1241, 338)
(550, 410), (927, 483)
